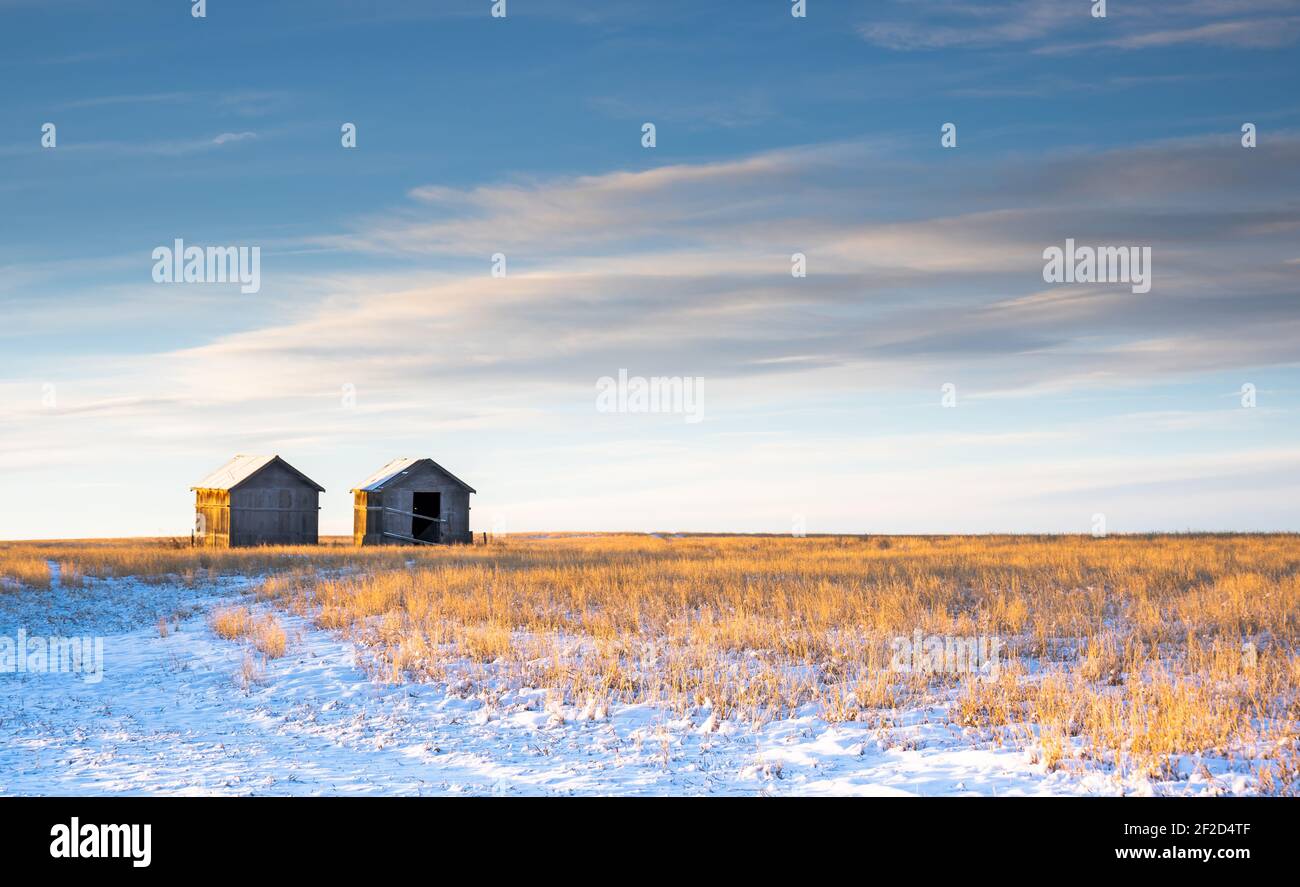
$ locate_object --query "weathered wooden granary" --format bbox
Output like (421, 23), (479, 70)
(352, 457), (475, 545)
(192, 455), (325, 547)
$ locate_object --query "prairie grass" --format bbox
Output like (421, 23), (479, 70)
(0, 550), (52, 590)
(1, 536), (420, 585)
(56, 561), (85, 589)
(251, 614), (287, 658)
(208, 605), (287, 658)
(238, 652), (266, 694)
(254, 533), (1300, 790)
(210, 605), (254, 640)
(10, 532), (1299, 791)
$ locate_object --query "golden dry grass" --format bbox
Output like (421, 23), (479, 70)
(208, 605), (288, 658)
(254, 533), (1300, 789)
(56, 561), (85, 589)
(8, 532), (1298, 790)
(251, 614), (287, 658)
(0, 550), (52, 590)
(209, 605), (254, 640)
(0, 536), (419, 586)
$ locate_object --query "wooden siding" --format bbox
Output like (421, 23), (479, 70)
(195, 460), (320, 547)
(353, 490), (370, 546)
(194, 488), (232, 547)
(354, 460), (472, 546)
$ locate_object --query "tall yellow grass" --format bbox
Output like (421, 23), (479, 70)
(209, 605), (288, 658)
(8, 533), (1298, 790)
(256, 533), (1300, 789)
(0, 550), (51, 590)
(1, 536), (433, 585)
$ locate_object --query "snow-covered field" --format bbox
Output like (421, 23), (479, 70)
(0, 575), (1261, 796)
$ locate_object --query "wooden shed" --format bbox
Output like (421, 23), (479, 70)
(191, 455), (325, 547)
(352, 457), (475, 545)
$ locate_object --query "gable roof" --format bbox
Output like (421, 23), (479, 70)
(191, 454), (325, 492)
(352, 457), (476, 494)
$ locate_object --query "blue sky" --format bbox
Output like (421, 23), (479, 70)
(1, 0), (1299, 538)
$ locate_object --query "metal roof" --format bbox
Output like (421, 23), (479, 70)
(191, 454), (326, 492)
(352, 457), (476, 494)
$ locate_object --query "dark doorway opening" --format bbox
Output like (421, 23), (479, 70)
(412, 491), (442, 543)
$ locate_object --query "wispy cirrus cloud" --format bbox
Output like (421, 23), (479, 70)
(53, 132), (1288, 419)
(859, 0), (1300, 52)
(6, 132), (1295, 419)
(1040, 15), (1300, 54)
(56, 91), (195, 110)
(0, 131), (262, 158)
(211, 131), (257, 146)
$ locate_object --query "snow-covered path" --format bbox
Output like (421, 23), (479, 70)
(0, 578), (1146, 796)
